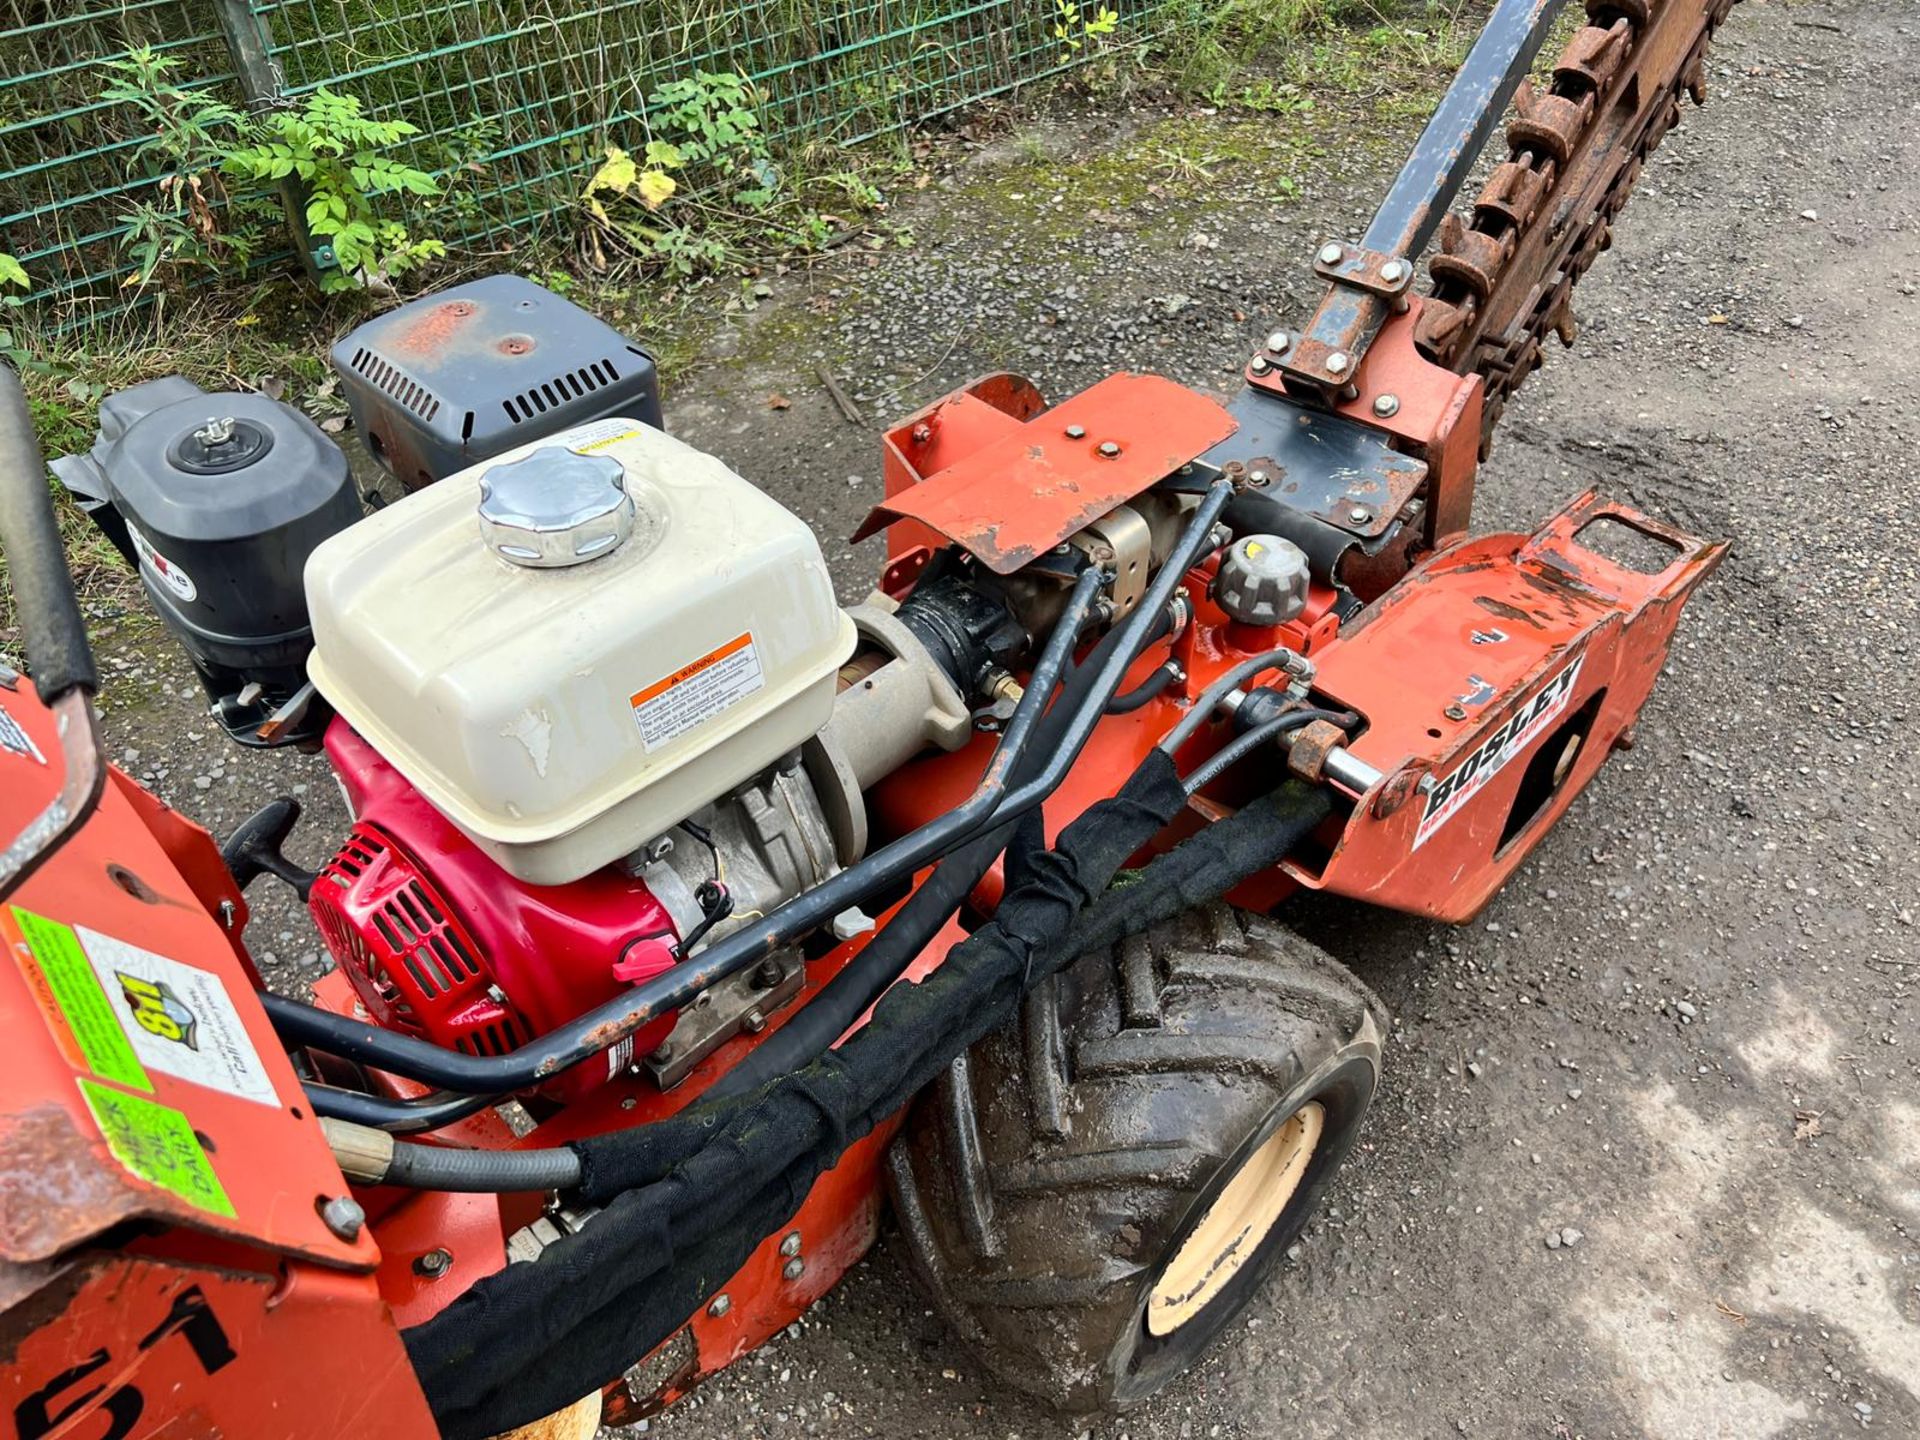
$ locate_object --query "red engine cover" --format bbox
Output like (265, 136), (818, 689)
(311, 718), (680, 1098)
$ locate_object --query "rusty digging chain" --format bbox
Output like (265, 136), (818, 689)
(1414, 0), (1744, 448)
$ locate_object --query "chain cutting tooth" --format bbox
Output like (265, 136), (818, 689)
(1507, 91), (1591, 166)
(1415, 0), (1743, 443)
(1473, 160), (1552, 231)
(1557, 21), (1633, 91)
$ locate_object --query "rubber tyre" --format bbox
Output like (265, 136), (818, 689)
(886, 903), (1386, 1411)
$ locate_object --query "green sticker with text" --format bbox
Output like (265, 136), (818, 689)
(78, 1078), (233, 1217)
(11, 907), (150, 1091)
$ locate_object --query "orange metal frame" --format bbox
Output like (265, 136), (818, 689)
(0, 287), (1721, 1437)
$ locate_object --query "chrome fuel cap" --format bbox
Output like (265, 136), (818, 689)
(477, 445), (633, 567)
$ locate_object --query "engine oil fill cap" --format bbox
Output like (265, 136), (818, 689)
(477, 445), (634, 567)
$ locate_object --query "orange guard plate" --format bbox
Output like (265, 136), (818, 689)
(854, 372), (1236, 573)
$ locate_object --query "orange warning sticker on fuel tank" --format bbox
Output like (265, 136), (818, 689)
(629, 632), (765, 752)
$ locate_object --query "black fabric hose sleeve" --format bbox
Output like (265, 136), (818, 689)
(382, 1139), (585, 1193)
(0, 367), (97, 699)
(1067, 780), (1332, 961)
(405, 755), (1192, 1436)
(379, 782), (1332, 1201)
(706, 584), (1181, 1101)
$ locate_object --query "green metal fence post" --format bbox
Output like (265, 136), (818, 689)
(212, 0), (337, 284)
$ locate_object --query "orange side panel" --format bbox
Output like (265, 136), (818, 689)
(0, 1252), (435, 1440)
(1303, 490), (1725, 919)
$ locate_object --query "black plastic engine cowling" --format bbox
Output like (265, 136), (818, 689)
(331, 274), (664, 489)
(52, 378), (359, 745)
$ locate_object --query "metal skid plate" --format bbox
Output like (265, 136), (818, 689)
(1204, 391), (1428, 539)
(855, 372), (1234, 573)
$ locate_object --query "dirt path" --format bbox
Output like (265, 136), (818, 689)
(92, 0), (1918, 1435)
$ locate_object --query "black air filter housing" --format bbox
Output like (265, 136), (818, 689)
(51, 380), (359, 746)
(331, 275), (664, 489)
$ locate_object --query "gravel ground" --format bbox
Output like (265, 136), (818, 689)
(85, 0), (1918, 1435)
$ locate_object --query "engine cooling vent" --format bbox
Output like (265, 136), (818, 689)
(502, 358), (622, 424)
(329, 274), (662, 488)
(310, 823), (528, 1057)
(346, 347), (442, 421)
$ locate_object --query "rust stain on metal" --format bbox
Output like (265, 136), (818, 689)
(1285, 719), (1347, 783)
(0, 1106), (145, 1263)
(1473, 595), (1545, 628)
(389, 298), (479, 359)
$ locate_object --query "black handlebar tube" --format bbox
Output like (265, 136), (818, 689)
(0, 367), (106, 903)
(284, 481), (1235, 1123)
(0, 369), (97, 700)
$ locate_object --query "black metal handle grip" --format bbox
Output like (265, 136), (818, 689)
(0, 366), (97, 699)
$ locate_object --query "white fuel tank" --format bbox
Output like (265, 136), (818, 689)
(305, 417), (855, 885)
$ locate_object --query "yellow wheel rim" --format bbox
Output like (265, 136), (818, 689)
(1146, 1101), (1325, 1337)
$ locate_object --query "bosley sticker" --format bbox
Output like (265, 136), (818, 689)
(630, 632), (765, 752)
(1414, 654), (1584, 849)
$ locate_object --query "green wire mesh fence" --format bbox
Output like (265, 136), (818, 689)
(2, 0), (1158, 313)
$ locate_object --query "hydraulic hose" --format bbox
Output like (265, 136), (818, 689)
(293, 482), (1235, 1125)
(1107, 659), (1178, 713)
(1156, 643), (1307, 757)
(1179, 707), (1350, 796)
(370, 773), (1332, 1213)
(322, 1118), (586, 1192)
(384, 1140), (583, 1193)
(568, 490), (1236, 1109)
(278, 563), (1108, 1105)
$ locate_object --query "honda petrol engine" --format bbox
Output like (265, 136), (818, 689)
(300, 417), (977, 1096)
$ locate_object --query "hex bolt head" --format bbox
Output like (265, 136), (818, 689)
(1096, 440), (1122, 459)
(1325, 351), (1351, 376)
(1380, 259), (1408, 284)
(708, 1293), (732, 1318)
(1248, 355), (1271, 375)
(1266, 330), (1291, 353)
(321, 1195), (366, 1242)
(1349, 506), (1372, 525)
(1372, 393), (1401, 418)
(1318, 242), (1346, 266)
(779, 1230), (803, 1258)
(1247, 468), (1270, 486)
(1444, 703), (1469, 721)
(783, 1257), (807, 1281)
(1065, 423), (1087, 439)
(413, 1248), (452, 1278)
